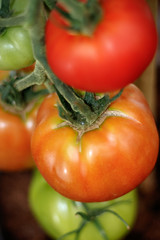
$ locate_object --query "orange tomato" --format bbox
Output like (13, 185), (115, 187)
(31, 84), (159, 202)
(0, 70), (9, 81)
(0, 100), (42, 171)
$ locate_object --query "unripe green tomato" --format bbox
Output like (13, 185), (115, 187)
(10, 0), (29, 15)
(29, 170), (138, 240)
(0, 0), (34, 70)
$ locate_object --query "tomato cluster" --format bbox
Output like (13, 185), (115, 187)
(0, 0), (159, 239)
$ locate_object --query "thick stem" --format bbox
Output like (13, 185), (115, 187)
(43, 79), (56, 93)
(18, 0), (97, 124)
(15, 61), (46, 90)
(0, 15), (26, 27)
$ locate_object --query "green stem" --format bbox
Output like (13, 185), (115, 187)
(0, 15), (26, 27)
(58, 0), (84, 22)
(15, 0), (97, 125)
(6, 0), (120, 129)
(0, 0), (10, 17)
(86, 0), (98, 7)
(15, 61), (46, 90)
(57, 221), (87, 240)
(104, 209), (130, 230)
(43, 0), (57, 10)
(24, 0), (43, 27)
(93, 219), (109, 240)
(44, 79), (56, 93)
(78, 203), (109, 240)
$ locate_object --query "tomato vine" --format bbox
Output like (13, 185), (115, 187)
(0, 0), (157, 130)
(0, 0), (159, 238)
(1, 0), (122, 131)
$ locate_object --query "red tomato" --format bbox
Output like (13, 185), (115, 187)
(31, 84), (159, 202)
(45, 0), (157, 92)
(0, 100), (42, 171)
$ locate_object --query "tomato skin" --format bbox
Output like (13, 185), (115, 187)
(0, 0), (34, 71)
(0, 70), (9, 81)
(10, 0), (29, 15)
(0, 100), (42, 171)
(29, 169), (138, 240)
(45, 0), (157, 92)
(31, 84), (159, 202)
(0, 27), (34, 71)
(20, 62), (35, 73)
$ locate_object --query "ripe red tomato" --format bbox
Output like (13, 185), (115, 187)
(0, 100), (42, 171)
(45, 0), (157, 92)
(31, 84), (159, 202)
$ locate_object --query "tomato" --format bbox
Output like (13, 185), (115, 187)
(0, 70), (9, 81)
(31, 84), (159, 202)
(10, 0), (29, 15)
(0, 0), (34, 70)
(0, 99), (42, 171)
(19, 62), (35, 73)
(29, 169), (138, 240)
(45, 0), (157, 92)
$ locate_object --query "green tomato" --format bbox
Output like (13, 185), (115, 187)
(0, 0), (34, 70)
(10, 0), (29, 16)
(29, 170), (138, 240)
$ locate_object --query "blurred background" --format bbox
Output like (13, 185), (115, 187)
(0, 1), (160, 240)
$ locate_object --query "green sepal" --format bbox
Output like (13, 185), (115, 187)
(56, 89), (88, 127)
(0, 76), (48, 110)
(0, 0), (11, 33)
(84, 89), (123, 116)
(43, 0), (57, 10)
(0, 77), (24, 108)
(0, 0), (10, 18)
